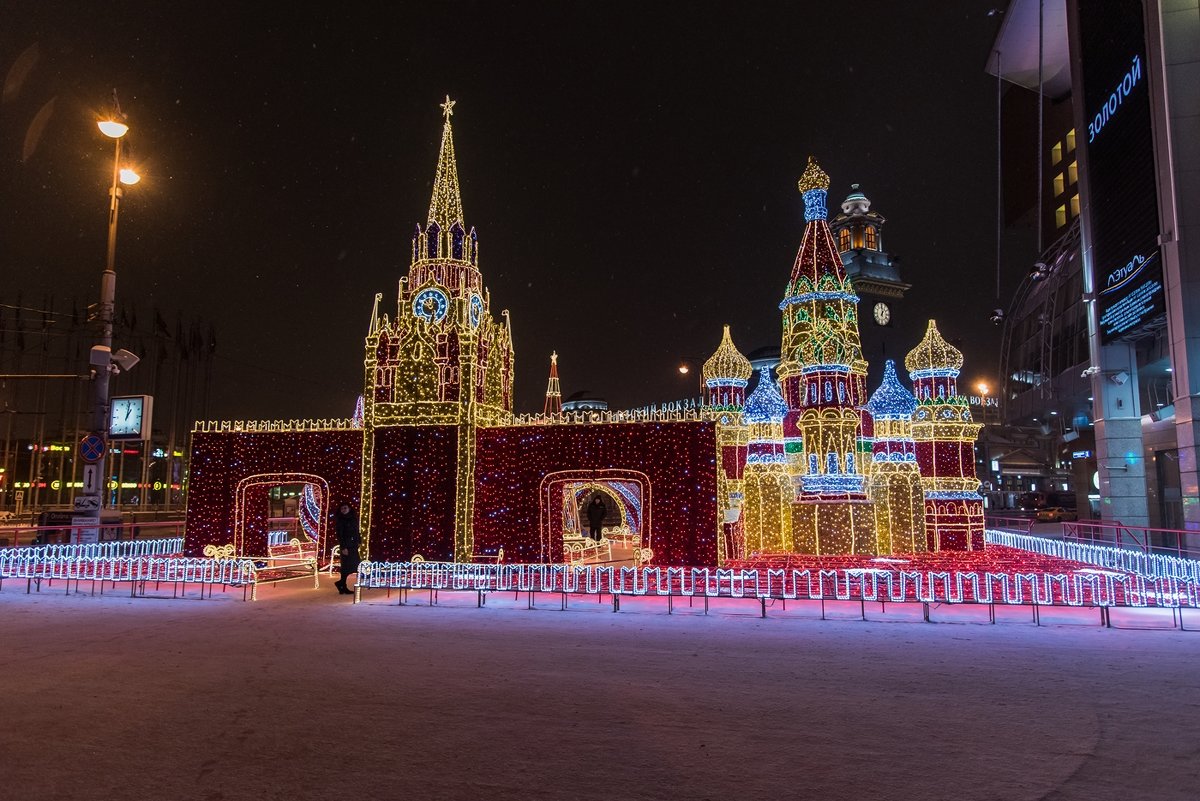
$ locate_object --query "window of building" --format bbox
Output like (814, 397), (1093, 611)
(1066, 128), (1076, 152)
(1051, 141), (1063, 165)
(1070, 194), (1080, 217)
(838, 228), (851, 251)
(1068, 160), (1078, 185)
(864, 226), (877, 250)
(1053, 173), (1065, 196)
(1056, 204), (1067, 228)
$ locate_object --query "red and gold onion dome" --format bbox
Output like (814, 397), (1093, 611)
(904, 320), (984, 551)
(701, 325), (753, 411)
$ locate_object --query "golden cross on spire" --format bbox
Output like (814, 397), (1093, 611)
(440, 95), (456, 120)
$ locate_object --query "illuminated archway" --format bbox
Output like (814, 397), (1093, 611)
(233, 472), (331, 557)
(538, 469), (651, 565)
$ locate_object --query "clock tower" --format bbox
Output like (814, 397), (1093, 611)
(829, 184), (911, 387)
(360, 98), (515, 561)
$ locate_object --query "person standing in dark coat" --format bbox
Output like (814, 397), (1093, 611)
(586, 495), (607, 542)
(333, 503), (361, 595)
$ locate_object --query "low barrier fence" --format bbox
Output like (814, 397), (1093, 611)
(0, 521), (185, 549)
(2, 537), (184, 561)
(354, 559), (1200, 609)
(986, 530), (1200, 585)
(0, 547), (320, 601)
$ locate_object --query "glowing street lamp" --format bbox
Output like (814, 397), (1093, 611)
(82, 95), (142, 517)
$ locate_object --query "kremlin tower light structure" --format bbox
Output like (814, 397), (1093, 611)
(360, 97), (514, 561)
(701, 325), (752, 563)
(544, 352), (562, 415)
(740, 367), (792, 556)
(905, 321), (984, 550)
(865, 360), (927, 553)
(777, 157), (875, 555)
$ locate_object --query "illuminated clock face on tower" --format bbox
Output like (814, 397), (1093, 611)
(109, 397), (144, 437)
(469, 294), (483, 328)
(873, 302), (891, 326)
(413, 287), (449, 323)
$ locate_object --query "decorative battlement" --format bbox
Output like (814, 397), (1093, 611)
(193, 419), (360, 434)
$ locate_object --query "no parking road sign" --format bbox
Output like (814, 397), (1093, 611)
(80, 434), (105, 463)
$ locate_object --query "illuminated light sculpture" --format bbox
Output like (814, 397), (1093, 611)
(865, 360), (927, 554)
(778, 157), (875, 554)
(740, 367), (793, 555)
(543, 351), (562, 415)
(905, 320), (985, 550)
(361, 96), (515, 562)
(701, 325), (752, 562)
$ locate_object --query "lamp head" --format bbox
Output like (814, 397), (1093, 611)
(119, 168), (141, 185)
(97, 120), (129, 139)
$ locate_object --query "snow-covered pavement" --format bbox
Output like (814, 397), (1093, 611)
(1, 576), (1197, 801)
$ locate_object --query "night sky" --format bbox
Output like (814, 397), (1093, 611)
(2, 1), (1022, 421)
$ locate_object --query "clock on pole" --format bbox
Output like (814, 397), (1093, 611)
(109, 395), (154, 440)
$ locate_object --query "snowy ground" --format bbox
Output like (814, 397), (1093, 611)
(1, 575), (1198, 801)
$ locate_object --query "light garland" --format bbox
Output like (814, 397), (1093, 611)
(181, 119), (992, 574)
(905, 321), (984, 551)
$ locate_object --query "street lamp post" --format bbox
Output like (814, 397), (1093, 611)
(85, 106), (140, 515)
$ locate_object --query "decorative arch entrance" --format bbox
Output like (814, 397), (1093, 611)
(538, 469), (651, 566)
(233, 472), (331, 558)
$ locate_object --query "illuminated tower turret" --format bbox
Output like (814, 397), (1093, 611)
(544, 351), (562, 415)
(905, 320), (984, 550)
(778, 157), (875, 554)
(361, 97), (515, 561)
(865, 360), (927, 553)
(702, 325), (752, 563)
(741, 367), (793, 555)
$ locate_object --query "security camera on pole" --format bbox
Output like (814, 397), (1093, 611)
(74, 92), (144, 542)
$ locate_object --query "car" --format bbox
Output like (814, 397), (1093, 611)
(1035, 506), (1077, 523)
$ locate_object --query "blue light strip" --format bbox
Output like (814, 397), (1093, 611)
(779, 291), (859, 310)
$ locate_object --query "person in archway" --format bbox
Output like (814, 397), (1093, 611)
(333, 503), (361, 596)
(586, 494), (607, 543)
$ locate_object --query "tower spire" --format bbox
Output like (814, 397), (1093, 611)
(544, 351), (562, 415)
(428, 95), (464, 227)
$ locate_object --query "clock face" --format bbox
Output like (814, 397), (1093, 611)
(412, 287), (449, 323)
(873, 302), (891, 326)
(469, 294), (484, 328)
(110, 397), (144, 437)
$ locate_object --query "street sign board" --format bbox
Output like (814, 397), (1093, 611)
(81, 464), (101, 495)
(80, 434), (105, 463)
(72, 515), (100, 544)
(73, 495), (101, 513)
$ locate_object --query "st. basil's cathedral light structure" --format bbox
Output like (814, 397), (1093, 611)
(184, 102), (985, 567)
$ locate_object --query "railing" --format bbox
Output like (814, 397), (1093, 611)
(988, 530), (1200, 585)
(0, 521), (185, 550)
(1063, 520), (1200, 561)
(2, 537), (184, 561)
(984, 516), (1034, 535)
(0, 553), (261, 599)
(354, 560), (1200, 609)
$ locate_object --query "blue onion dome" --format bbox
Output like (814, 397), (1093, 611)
(865, 360), (917, 420)
(743, 367), (787, 424)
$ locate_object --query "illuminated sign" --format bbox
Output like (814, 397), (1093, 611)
(1078, 1), (1165, 345)
(1072, 450), (1093, 459)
